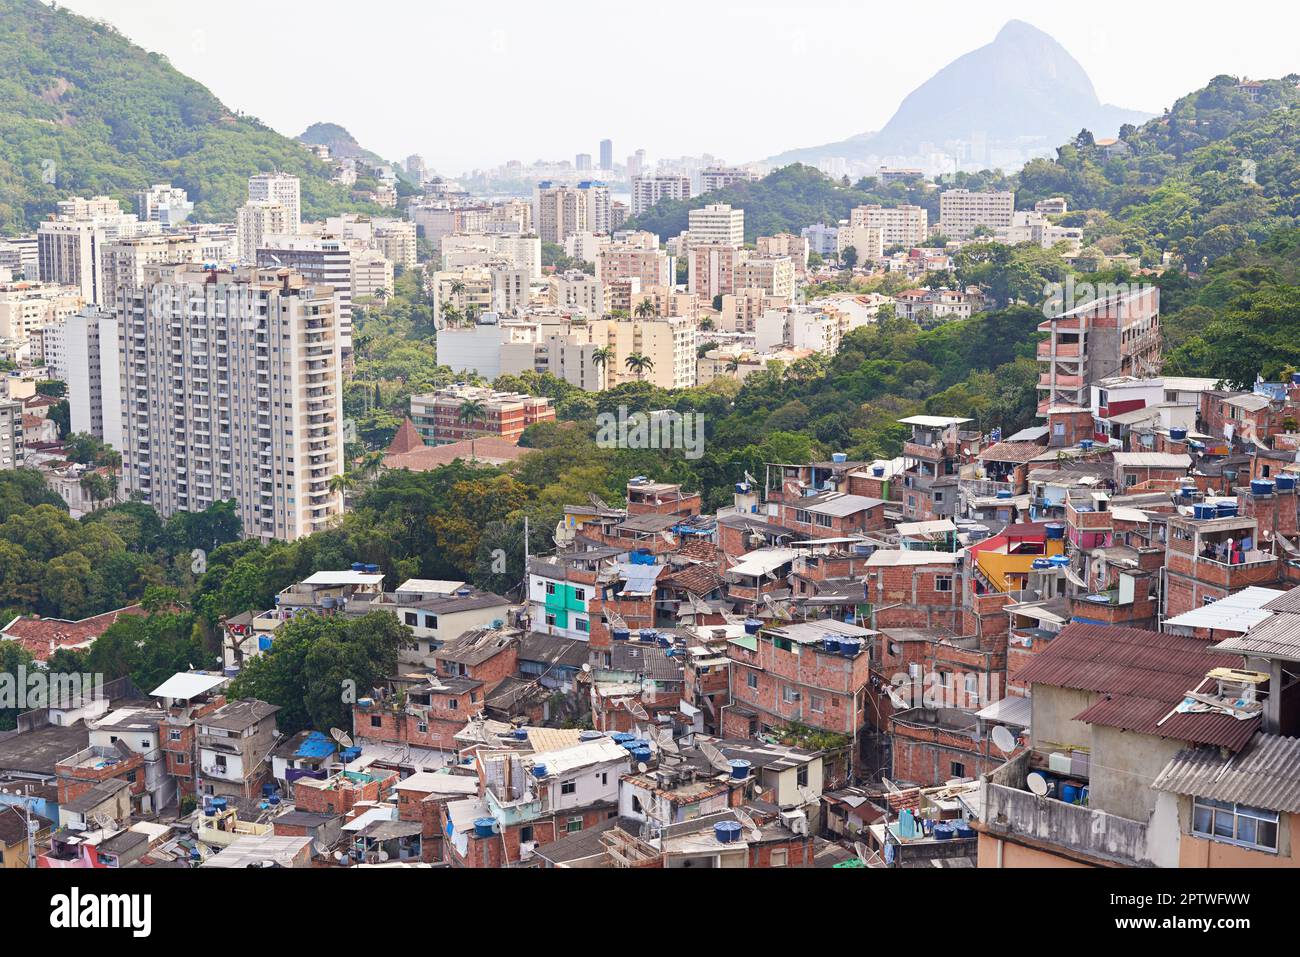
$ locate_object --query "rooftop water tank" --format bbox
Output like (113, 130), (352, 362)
(657, 634), (673, 649)
(639, 629), (656, 643)
(474, 818), (497, 838)
(268, 795), (281, 806)
(714, 821), (743, 845)
(456, 587), (473, 598)
(1179, 486), (1196, 499)
(728, 759), (752, 780)
(579, 730), (605, 742)
(839, 637), (861, 658)
(1032, 559), (1052, 570)
(1170, 427), (1188, 441)
(612, 627), (630, 642)
(996, 489), (1013, 500)
(351, 562), (366, 572)
(532, 764), (548, 778)
(1277, 474), (1297, 492)
(1193, 503), (1217, 520)
(872, 465), (886, 477)
(365, 564), (380, 574)
(1080, 439), (1094, 451)
(832, 453), (848, 464)
(512, 728), (529, 740)
(933, 823), (954, 841)
(1217, 502), (1238, 518)
(1045, 523), (1065, 540)
(823, 636), (841, 654)
(1251, 479), (1275, 496)
(743, 619), (762, 635)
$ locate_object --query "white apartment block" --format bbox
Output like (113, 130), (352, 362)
(578, 181), (612, 235)
(836, 224), (884, 261)
(0, 282), (83, 341)
(938, 189), (1015, 240)
(442, 233), (542, 279)
(38, 196), (148, 304)
(65, 307), (123, 449)
(373, 220), (418, 270)
(116, 265), (345, 542)
(548, 270), (605, 317)
(236, 201), (293, 264)
(849, 204), (929, 248)
(135, 184), (194, 228)
(257, 235), (354, 353)
(0, 399), (20, 470)
(756, 233), (810, 273)
(101, 235), (203, 307)
(351, 249), (394, 300)
(699, 165), (758, 194)
(630, 174), (691, 216)
(247, 172), (302, 233)
(688, 204), (744, 247)
(564, 231), (610, 266)
(994, 211), (1083, 253)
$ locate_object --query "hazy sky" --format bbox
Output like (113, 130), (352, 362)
(57, 0), (1299, 175)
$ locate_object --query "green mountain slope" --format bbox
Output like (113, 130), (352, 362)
(0, 0), (373, 232)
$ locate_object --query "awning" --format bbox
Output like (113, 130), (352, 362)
(976, 695), (1032, 729)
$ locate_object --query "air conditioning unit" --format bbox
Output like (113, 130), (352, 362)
(780, 810), (809, 836)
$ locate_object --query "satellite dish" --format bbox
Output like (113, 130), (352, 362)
(582, 663), (591, 673)
(330, 728), (353, 749)
(312, 840), (330, 857)
(752, 784), (764, 797)
(991, 724), (1017, 755)
(733, 807), (762, 842)
(699, 741), (732, 774)
(1026, 772), (1049, 796)
(333, 851), (344, 862)
(378, 851), (389, 862)
(854, 840), (870, 863)
(655, 729), (680, 755)
(637, 762), (648, 774)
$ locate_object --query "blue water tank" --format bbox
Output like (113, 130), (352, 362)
(1217, 502), (1238, 518)
(1080, 439), (1094, 451)
(351, 562), (366, 572)
(1277, 474), (1297, 492)
(1061, 784), (1083, 804)
(1050, 555), (1070, 567)
(1252, 479), (1275, 496)
(955, 823), (975, 839)
(365, 564), (380, 574)
(714, 821), (743, 845)
(630, 747), (653, 764)
(579, 730), (605, 741)
(823, 636), (841, 654)
(1170, 427), (1188, 441)
(728, 759), (752, 780)
(872, 465), (886, 477)
(840, 638), (861, 658)
(612, 627), (630, 642)
(996, 489), (1013, 500)
(532, 764), (548, 778)
(639, 629), (656, 643)
(262, 783), (277, 797)
(743, 619), (762, 635)
(1032, 558), (1052, 570)
(512, 728), (529, 740)
(1193, 503), (1217, 520)
(832, 453), (848, 464)
(933, 823), (954, 841)
(1179, 486), (1196, 499)
(268, 795), (281, 806)
(1045, 523), (1065, 540)
(474, 818), (497, 838)
(657, 634), (672, 648)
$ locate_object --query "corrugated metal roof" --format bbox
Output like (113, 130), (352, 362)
(1263, 586), (1300, 614)
(1163, 587), (1285, 634)
(1014, 623), (1256, 749)
(1152, 734), (1300, 812)
(1111, 452), (1192, 468)
(1211, 613), (1300, 659)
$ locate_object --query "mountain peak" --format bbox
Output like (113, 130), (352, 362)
(994, 19), (1051, 44)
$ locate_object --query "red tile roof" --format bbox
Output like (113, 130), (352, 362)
(386, 417), (425, 456)
(0, 605), (145, 662)
(1013, 623), (1258, 750)
(383, 436), (532, 472)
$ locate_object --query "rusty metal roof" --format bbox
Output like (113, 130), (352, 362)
(1153, 734), (1300, 812)
(1263, 585), (1300, 614)
(1014, 623), (1258, 750)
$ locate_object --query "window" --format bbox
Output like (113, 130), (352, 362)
(576, 618), (590, 634)
(565, 816), (583, 834)
(951, 761), (966, 778)
(417, 722), (428, 733)
(770, 848), (788, 867)
(1192, 798), (1278, 852)
(746, 672), (758, 690)
(520, 825), (534, 843)
(782, 686), (801, 704)
(561, 779), (577, 795)
(424, 613), (438, 629)
(176, 753), (186, 765)
(169, 730), (182, 741)
(371, 715), (382, 728)
(574, 588), (585, 602)
(797, 765), (809, 787)
(809, 694), (825, 714)
(794, 509), (812, 525)
(545, 614), (556, 627)
(405, 612), (418, 626)
(546, 582), (556, 596)
(935, 575), (953, 593)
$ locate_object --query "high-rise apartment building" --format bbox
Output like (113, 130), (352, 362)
(0, 399), (21, 471)
(599, 139), (613, 171)
(630, 174), (690, 216)
(688, 243), (742, 301)
(533, 183), (589, 245)
(596, 244), (672, 289)
(116, 265), (345, 542)
(688, 204), (745, 247)
(575, 153), (593, 172)
(850, 204), (930, 248)
(937, 189), (1014, 239)
(577, 181), (611, 235)
(736, 256), (795, 299)
(65, 307), (123, 449)
(699, 165), (758, 194)
(236, 201), (293, 264)
(100, 235), (202, 307)
(247, 172), (302, 233)
(256, 236), (354, 354)
(373, 220), (418, 270)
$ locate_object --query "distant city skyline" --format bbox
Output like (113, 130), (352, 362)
(55, 0), (1300, 175)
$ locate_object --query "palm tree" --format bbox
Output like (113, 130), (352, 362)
(439, 301), (461, 329)
(458, 399), (488, 460)
(725, 356), (742, 378)
(634, 298), (655, 319)
(624, 353), (654, 382)
(591, 346), (614, 388)
(328, 473), (354, 496)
